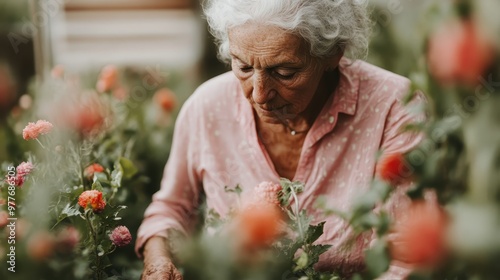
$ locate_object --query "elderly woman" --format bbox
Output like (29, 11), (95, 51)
(137, 0), (425, 279)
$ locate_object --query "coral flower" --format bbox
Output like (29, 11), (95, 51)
(22, 120), (53, 140)
(78, 190), (106, 213)
(61, 94), (108, 137)
(390, 200), (448, 267)
(27, 231), (55, 262)
(84, 163), (105, 180)
(234, 203), (284, 251)
(109, 226), (132, 247)
(377, 152), (411, 186)
(427, 19), (494, 86)
(96, 65), (118, 93)
(154, 88), (177, 112)
(246, 181), (283, 207)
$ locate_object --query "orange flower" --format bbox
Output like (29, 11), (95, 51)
(27, 231), (55, 262)
(234, 203), (284, 251)
(154, 88), (177, 112)
(78, 190), (106, 213)
(60, 94), (108, 137)
(390, 200), (448, 267)
(427, 19), (494, 86)
(376, 152), (411, 186)
(96, 65), (118, 93)
(84, 163), (105, 180)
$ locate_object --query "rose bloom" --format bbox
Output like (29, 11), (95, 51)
(376, 152), (411, 186)
(427, 19), (494, 86)
(22, 120), (54, 140)
(84, 163), (105, 180)
(109, 226), (132, 247)
(154, 88), (177, 112)
(389, 200), (448, 267)
(96, 65), (118, 93)
(78, 190), (106, 213)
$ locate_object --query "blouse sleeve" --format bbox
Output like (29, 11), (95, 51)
(134, 97), (202, 258)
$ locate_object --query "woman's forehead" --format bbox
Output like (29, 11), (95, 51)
(228, 23), (310, 65)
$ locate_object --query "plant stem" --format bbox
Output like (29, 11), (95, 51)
(86, 210), (102, 280)
(290, 185), (304, 239)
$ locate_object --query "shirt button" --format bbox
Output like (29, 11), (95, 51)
(329, 116), (335, 123)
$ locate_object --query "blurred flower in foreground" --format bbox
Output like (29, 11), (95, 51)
(0, 211), (8, 228)
(109, 226), (132, 247)
(78, 190), (106, 213)
(27, 231), (56, 262)
(154, 87), (177, 112)
(96, 65), (118, 93)
(84, 163), (105, 181)
(56, 226), (80, 254)
(376, 152), (411, 186)
(59, 93), (108, 137)
(427, 19), (494, 86)
(22, 120), (54, 140)
(51, 64), (65, 79)
(389, 200), (448, 267)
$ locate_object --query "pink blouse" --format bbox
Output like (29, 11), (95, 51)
(136, 58), (426, 279)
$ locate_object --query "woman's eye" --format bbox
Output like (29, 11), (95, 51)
(274, 70), (296, 79)
(239, 67), (253, 73)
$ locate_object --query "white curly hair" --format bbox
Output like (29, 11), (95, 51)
(203, 0), (372, 64)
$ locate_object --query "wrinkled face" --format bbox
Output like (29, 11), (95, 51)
(229, 23), (333, 124)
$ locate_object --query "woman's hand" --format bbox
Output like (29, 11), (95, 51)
(141, 236), (182, 280)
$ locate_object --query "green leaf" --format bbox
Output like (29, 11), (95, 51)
(118, 157), (138, 180)
(305, 222), (326, 244)
(224, 184), (242, 195)
(61, 203), (82, 218)
(364, 240), (390, 277)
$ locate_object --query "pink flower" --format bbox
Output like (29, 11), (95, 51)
(56, 226), (80, 254)
(78, 190), (106, 213)
(427, 19), (494, 86)
(96, 65), (118, 93)
(245, 181), (283, 207)
(16, 161), (34, 177)
(22, 120), (53, 140)
(109, 226), (132, 247)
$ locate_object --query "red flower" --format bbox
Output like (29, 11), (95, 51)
(390, 200), (448, 267)
(427, 19), (494, 86)
(84, 163), (105, 180)
(60, 94), (108, 137)
(109, 226), (132, 247)
(234, 203), (284, 251)
(154, 88), (177, 112)
(78, 190), (106, 213)
(377, 152), (411, 186)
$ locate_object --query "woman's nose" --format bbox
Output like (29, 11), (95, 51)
(252, 73), (276, 104)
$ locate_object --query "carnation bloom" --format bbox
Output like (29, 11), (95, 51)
(96, 65), (118, 93)
(84, 163), (105, 180)
(427, 19), (494, 86)
(60, 94), (107, 137)
(376, 152), (411, 186)
(22, 120), (53, 140)
(78, 190), (106, 213)
(248, 181), (283, 206)
(17, 161), (34, 177)
(154, 88), (177, 112)
(390, 200), (448, 267)
(234, 203), (284, 251)
(109, 226), (132, 247)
